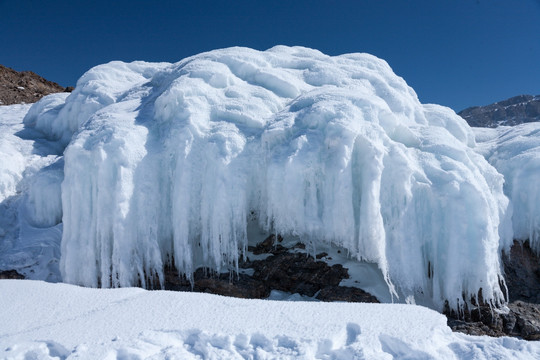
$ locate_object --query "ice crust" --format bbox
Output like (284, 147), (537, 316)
(9, 46), (503, 310)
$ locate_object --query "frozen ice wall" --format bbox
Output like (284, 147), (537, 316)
(28, 46), (511, 310)
(475, 124), (540, 253)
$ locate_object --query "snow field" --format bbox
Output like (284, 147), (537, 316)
(1, 280), (539, 360)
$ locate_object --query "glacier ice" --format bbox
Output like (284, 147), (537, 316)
(15, 46), (517, 310)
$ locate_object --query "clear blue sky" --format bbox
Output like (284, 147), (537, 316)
(1, 0), (539, 111)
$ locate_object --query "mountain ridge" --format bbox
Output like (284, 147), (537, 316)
(458, 94), (540, 128)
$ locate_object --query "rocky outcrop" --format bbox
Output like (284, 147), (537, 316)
(0, 270), (25, 279)
(447, 240), (540, 340)
(316, 286), (379, 303)
(458, 94), (540, 128)
(164, 234), (379, 304)
(447, 301), (540, 340)
(165, 267), (269, 298)
(503, 240), (540, 303)
(0, 64), (71, 106)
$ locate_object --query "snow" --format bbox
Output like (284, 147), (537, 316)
(474, 123), (540, 252)
(1, 280), (539, 360)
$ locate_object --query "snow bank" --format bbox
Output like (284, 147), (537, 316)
(474, 123), (540, 252)
(1, 280), (538, 360)
(37, 46), (510, 310)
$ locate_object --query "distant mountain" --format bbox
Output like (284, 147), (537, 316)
(458, 94), (540, 128)
(0, 64), (72, 106)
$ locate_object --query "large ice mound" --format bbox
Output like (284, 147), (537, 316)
(25, 46), (512, 310)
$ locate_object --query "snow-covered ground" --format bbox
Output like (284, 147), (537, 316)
(1, 280), (539, 360)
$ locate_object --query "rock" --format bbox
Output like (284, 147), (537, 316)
(502, 240), (540, 303)
(508, 301), (540, 340)
(0, 64), (69, 105)
(458, 94), (540, 128)
(447, 319), (503, 337)
(316, 286), (379, 303)
(164, 267), (269, 299)
(0, 270), (25, 279)
(248, 234), (285, 255)
(248, 252), (349, 297)
(447, 240), (540, 339)
(164, 236), (380, 304)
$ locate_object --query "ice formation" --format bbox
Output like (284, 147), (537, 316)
(475, 124), (540, 252)
(11, 46), (516, 310)
(0, 103), (64, 281)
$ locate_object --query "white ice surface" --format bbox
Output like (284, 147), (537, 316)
(474, 123), (540, 252)
(0, 104), (32, 203)
(0, 104), (63, 281)
(46, 46), (511, 310)
(1, 280), (539, 360)
(0, 46), (518, 311)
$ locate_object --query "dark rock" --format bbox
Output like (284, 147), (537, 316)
(448, 240), (540, 339)
(249, 234), (285, 255)
(502, 240), (540, 303)
(164, 267), (269, 299)
(447, 319), (503, 337)
(316, 286), (379, 303)
(0, 270), (25, 279)
(0, 64), (69, 105)
(163, 236), (380, 304)
(508, 301), (540, 340)
(458, 94), (540, 128)
(249, 252), (349, 297)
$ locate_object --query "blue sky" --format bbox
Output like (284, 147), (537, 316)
(1, 0), (539, 111)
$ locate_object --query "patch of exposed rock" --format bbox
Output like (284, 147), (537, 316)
(164, 234), (379, 304)
(0, 270), (25, 280)
(503, 240), (540, 303)
(0, 64), (72, 106)
(165, 267), (269, 298)
(458, 94), (540, 128)
(447, 240), (540, 340)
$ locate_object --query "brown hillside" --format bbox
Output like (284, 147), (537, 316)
(0, 64), (72, 106)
